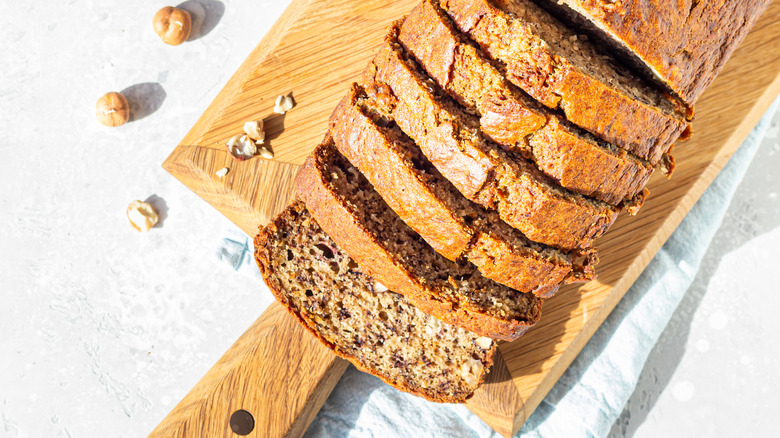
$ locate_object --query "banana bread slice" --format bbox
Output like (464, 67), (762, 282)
(398, 0), (654, 205)
(255, 201), (497, 403)
(363, 28), (620, 250)
(330, 83), (596, 296)
(539, 0), (771, 106)
(439, 0), (691, 164)
(297, 138), (544, 340)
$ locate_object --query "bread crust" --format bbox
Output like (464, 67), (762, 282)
(555, 0), (771, 106)
(440, 0), (690, 164)
(331, 84), (586, 295)
(254, 201), (497, 403)
(398, 0), (655, 205)
(365, 30), (619, 250)
(329, 88), (471, 262)
(296, 141), (543, 340)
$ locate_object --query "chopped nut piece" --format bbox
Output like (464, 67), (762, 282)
(475, 337), (493, 350)
(226, 134), (257, 161)
(243, 120), (265, 144)
(258, 147), (274, 160)
(424, 317), (443, 336)
(373, 282), (388, 292)
(273, 94), (295, 114)
(460, 358), (484, 386)
(216, 167), (229, 178)
(226, 135), (238, 148)
(127, 200), (159, 232)
(660, 153), (676, 178)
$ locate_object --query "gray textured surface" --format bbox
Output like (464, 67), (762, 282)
(0, 1), (778, 437)
(609, 110), (780, 437)
(0, 1), (279, 437)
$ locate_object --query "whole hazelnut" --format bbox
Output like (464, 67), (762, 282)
(153, 7), (191, 46)
(96, 92), (130, 127)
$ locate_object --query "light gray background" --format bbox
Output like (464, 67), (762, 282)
(0, 1), (777, 437)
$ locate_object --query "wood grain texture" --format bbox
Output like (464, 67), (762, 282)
(159, 0), (780, 436)
(490, 4), (780, 435)
(148, 304), (349, 438)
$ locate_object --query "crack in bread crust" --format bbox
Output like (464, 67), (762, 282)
(398, 0), (655, 205)
(440, 0), (690, 163)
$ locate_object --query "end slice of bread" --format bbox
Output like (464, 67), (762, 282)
(255, 201), (496, 403)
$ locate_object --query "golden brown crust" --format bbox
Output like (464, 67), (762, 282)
(330, 84), (580, 295)
(365, 31), (619, 250)
(297, 151), (444, 314)
(473, 169), (618, 249)
(464, 229), (567, 297)
(329, 90), (472, 261)
(296, 141), (542, 340)
(557, 0), (771, 105)
(253, 202), (496, 403)
(528, 118), (653, 205)
(399, 0), (655, 205)
(363, 37), (494, 200)
(440, 0), (690, 164)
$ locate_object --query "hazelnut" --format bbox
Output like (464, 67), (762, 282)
(153, 7), (191, 45)
(96, 92), (130, 127)
(226, 135), (257, 161)
(127, 200), (159, 232)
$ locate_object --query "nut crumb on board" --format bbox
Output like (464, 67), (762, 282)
(243, 120), (265, 144)
(226, 134), (257, 161)
(274, 94), (295, 114)
(258, 147), (274, 160)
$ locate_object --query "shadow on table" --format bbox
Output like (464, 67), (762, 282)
(144, 194), (169, 229)
(178, 0), (225, 41)
(122, 82), (166, 122)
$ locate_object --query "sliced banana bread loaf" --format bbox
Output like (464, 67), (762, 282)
(398, 0), (654, 205)
(330, 83), (596, 296)
(254, 201), (496, 403)
(439, 0), (690, 164)
(363, 28), (620, 250)
(297, 138), (544, 340)
(540, 0), (771, 106)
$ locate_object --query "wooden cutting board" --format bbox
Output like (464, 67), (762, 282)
(151, 1), (780, 436)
